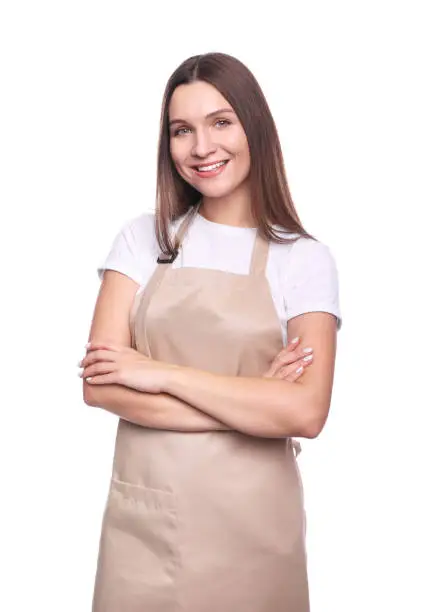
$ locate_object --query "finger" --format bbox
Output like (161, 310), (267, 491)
(85, 341), (123, 353)
(273, 364), (304, 382)
(285, 336), (300, 352)
(276, 364), (304, 381)
(271, 346), (312, 375)
(265, 337), (301, 377)
(80, 349), (118, 368)
(85, 340), (118, 352)
(274, 354), (314, 380)
(80, 361), (118, 379)
(84, 373), (118, 385)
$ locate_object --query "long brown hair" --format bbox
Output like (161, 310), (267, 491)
(155, 52), (316, 256)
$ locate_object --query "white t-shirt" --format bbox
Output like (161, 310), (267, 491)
(98, 211), (342, 346)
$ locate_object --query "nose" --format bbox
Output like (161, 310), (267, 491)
(191, 127), (217, 158)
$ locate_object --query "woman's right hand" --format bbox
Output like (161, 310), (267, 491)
(263, 337), (313, 382)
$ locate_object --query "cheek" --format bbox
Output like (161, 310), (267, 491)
(169, 139), (189, 168)
(225, 130), (250, 158)
(234, 139), (250, 169)
(169, 141), (180, 166)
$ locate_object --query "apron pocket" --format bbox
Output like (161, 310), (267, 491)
(93, 478), (179, 610)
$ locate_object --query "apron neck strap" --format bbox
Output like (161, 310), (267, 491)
(157, 202), (270, 277)
(149, 206), (199, 294)
(249, 232), (270, 276)
(156, 203), (200, 264)
(134, 203), (202, 349)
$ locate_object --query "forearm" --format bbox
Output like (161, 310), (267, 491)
(83, 382), (231, 432)
(165, 367), (317, 438)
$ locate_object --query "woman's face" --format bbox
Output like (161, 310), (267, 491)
(168, 81), (251, 199)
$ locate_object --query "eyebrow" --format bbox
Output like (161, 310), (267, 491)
(169, 108), (235, 127)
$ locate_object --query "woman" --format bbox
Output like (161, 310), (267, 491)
(80, 52), (342, 612)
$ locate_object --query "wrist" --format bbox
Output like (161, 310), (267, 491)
(162, 363), (185, 395)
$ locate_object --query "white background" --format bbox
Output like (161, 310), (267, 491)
(1, 1), (430, 610)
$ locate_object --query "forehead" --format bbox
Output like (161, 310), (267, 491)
(169, 81), (233, 120)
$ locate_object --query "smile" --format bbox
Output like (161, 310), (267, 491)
(192, 160), (230, 178)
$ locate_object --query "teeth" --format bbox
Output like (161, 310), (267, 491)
(196, 160), (227, 172)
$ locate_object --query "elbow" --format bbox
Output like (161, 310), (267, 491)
(301, 419), (323, 439)
(83, 381), (98, 407)
(301, 401), (330, 439)
(280, 385), (329, 439)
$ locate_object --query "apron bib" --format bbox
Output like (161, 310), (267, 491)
(92, 205), (309, 612)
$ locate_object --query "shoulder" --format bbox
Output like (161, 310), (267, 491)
(289, 236), (338, 275)
(270, 231), (339, 279)
(269, 233), (342, 330)
(119, 212), (157, 248)
(97, 212), (159, 284)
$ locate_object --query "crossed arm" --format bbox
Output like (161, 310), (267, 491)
(83, 271), (337, 439)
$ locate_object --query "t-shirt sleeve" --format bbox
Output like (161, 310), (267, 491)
(97, 214), (156, 286)
(283, 237), (342, 331)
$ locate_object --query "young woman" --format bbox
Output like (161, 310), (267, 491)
(80, 52), (342, 612)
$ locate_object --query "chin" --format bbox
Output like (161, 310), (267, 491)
(196, 169), (250, 198)
(195, 185), (232, 198)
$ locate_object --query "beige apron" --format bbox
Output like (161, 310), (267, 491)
(92, 205), (309, 612)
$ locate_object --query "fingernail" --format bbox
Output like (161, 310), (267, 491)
(303, 347), (313, 354)
(85, 342), (91, 349)
(77, 360), (82, 367)
(291, 337), (299, 344)
(296, 366), (304, 373)
(303, 355), (313, 362)
(77, 369), (83, 377)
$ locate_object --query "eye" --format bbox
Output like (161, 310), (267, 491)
(215, 119), (232, 128)
(172, 127), (191, 137)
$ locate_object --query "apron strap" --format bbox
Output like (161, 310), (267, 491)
(158, 202), (201, 262)
(289, 437), (302, 457)
(176, 200), (269, 278)
(249, 232), (270, 276)
(130, 204), (200, 351)
(130, 266), (167, 353)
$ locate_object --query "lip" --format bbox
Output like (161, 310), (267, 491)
(191, 159), (230, 179)
(191, 159), (230, 169)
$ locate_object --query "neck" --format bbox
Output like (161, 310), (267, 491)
(199, 186), (255, 228)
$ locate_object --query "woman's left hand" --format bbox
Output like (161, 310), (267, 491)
(78, 342), (174, 394)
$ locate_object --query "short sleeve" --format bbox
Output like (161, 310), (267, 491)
(283, 237), (342, 331)
(97, 214), (156, 286)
